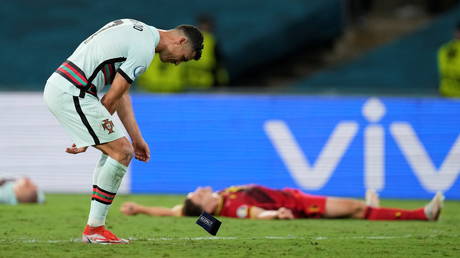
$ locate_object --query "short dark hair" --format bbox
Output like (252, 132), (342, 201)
(182, 198), (204, 216)
(175, 24), (204, 60)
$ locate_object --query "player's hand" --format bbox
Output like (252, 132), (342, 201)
(277, 207), (294, 219)
(133, 139), (150, 162)
(65, 144), (88, 154)
(120, 202), (141, 215)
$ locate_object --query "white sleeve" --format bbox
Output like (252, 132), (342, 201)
(118, 44), (153, 84)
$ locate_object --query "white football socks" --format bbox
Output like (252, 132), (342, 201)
(87, 155), (127, 227)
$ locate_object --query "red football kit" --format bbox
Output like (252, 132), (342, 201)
(215, 185), (327, 218)
(213, 185), (428, 221)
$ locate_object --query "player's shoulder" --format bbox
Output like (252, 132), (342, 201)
(119, 18), (149, 29)
(114, 18), (146, 26)
(119, 19), (158, 44)
(107, 19), (152, 36)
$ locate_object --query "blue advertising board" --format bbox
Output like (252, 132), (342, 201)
(130, 95), (460, 199)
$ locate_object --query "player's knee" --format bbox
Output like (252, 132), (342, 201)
(351, 201), (366, 218)
(121, 143), (134, 161)
(112, 141), (134, 164)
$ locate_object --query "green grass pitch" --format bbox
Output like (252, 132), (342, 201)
(0, 194), (459, 257)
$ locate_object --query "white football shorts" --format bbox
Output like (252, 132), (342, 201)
(43, 73), (125, 148)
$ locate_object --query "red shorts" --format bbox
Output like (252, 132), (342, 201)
(283, 188), (327, 218)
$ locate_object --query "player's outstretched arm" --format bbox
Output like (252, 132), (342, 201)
(120, 202), (182, 217)
(250, 207), (295, 220)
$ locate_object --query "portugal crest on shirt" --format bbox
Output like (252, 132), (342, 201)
(102, 119), (115, 134)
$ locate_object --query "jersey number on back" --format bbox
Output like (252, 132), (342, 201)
(84, 20), (124, 44)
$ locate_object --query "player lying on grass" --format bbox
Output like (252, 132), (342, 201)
(0, 177), (45, 205)
(121, 185), (444, 221)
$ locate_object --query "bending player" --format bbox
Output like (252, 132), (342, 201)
(44, 19), (203, 244)
(121, 185), (444, 221)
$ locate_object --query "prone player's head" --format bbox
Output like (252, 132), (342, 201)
(182, 186), (218, 216)
(13, 177), (45, 204)
(159, 25), (203, 65)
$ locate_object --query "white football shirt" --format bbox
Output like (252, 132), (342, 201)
(66, 19), (159, 93)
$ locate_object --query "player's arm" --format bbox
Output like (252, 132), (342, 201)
(121, 202), (182, 217)
(116, 91), (142, 143)
(117, 92), (150, 162)
(249, 206), (295, 220)
(107, 72), (150, 162)
(101, 72), (131, 115)
(66, 69), (132, 154)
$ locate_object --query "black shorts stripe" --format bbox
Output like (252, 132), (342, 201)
(117, 68), (133, 84)
(73, 96), (100, 145)
(93, 185), (117, 196)
(91, 197), (112, 205)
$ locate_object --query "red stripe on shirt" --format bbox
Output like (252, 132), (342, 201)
(57, 67), (84, 86)
(63, 63), (88, 83)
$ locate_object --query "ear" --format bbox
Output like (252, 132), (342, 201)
(178, 37), (188, 45)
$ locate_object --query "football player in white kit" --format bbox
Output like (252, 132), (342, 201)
(43, 19), (203, 244)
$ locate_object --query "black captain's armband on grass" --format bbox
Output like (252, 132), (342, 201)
(196, 212), (222, 236)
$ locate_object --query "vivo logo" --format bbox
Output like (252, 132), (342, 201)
(264, 98), (460, 193)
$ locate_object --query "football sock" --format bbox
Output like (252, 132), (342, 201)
(92, 153), (108, 185)
(87, 156), (127, 227)
(364, 207), (427, 221)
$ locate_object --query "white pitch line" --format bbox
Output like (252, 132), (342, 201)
(0, 234), (454, 244)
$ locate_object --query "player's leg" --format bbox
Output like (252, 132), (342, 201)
(93, 153), (108, 187)
(86, 137), (132, 225)
(94, 137), (134, 166)
(86, 152), (108, 227)
(45, 76), (132, 243)
(323, 198), (367, 219)
(83, 138), (133, 244)
(325, 192), (444, 221)
(365, 189), (380, 207)
(288, 191), (328, 218)
(423, 192), (444, 221)
(75, 97), (135, 243)
(324, 197), (427, 220)
(364, 192), (444, 221)
(45, 84), (132, 243)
